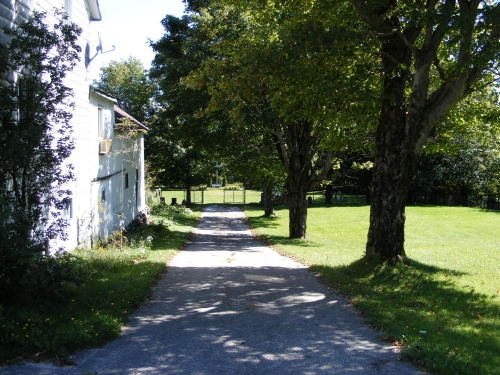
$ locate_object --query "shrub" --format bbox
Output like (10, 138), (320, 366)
(150, 204), (193, 217)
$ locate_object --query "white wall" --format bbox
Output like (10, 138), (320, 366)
(38, 0), (97, 249)
(0, 1), (147, 248)
(58, 0), (95, 248)
(0, 0), (101, 250)
(90, 90), (146, 241)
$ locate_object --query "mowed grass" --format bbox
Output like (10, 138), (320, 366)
(0, 206), (200, 364)
(150, 188), (263, 205)
(245, 203), (500, 375)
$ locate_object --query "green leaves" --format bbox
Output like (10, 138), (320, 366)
(93, 57), (154, 123)
(0, 9), (82, 299)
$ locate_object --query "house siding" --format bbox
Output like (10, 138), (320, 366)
(0, 1), (32, 43)
(34, 0), (95, 249)
(0, 1), (125, 250)
(90, 90), (146, 240)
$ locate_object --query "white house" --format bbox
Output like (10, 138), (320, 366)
(89, 86), (147, 241)
(1, 0), (148, 249)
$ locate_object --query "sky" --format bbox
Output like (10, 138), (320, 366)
(89, 0), (186, 81)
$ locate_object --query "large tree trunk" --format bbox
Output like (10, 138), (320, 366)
(281, 121), (314, 239)
(366, 31), (418, 263)
(262, 183), (275, 217)
(367, 150), (417, 262)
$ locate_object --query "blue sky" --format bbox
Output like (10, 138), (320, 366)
(90, 0), (186, 80)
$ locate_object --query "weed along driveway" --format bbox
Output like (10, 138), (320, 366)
(4, 205), (422, 375)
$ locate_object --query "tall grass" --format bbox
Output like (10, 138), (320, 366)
(245, 204), (500, 375)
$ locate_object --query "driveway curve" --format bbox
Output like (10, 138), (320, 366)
(3, 205), (422, 375)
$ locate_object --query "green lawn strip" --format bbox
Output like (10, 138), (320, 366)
(244, 204), (500, 375)
(0, 206), (200, 364)
(150, 189), (263, 205)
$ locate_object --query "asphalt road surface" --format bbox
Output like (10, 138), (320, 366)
(2, 205), (423, 375)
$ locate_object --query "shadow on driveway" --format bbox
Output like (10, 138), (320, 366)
(3, 205), (422, 375)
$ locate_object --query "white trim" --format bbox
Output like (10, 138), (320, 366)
(90, 85), (118, 103)
(86, 0), (101, 21)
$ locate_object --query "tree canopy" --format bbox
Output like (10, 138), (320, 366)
(93, 56), (154, 123)
(148, 14), (218, 200)
(164, 1), (380, 237)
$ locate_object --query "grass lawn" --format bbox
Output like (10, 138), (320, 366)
(245, 203), (500, 375)
(149, 188), (263, 205)
(0, 205), (201, 364)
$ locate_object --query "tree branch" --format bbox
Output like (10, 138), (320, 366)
(396, 30), (419, 55)
(310, 149), (334, 188)
(269, 119), (290, 173)
(433, 57), (446, 80)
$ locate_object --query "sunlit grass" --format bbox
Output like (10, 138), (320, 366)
(0, 206), (200, 364)
(149, 188), (263, 205)
(245, 203), (500, 375)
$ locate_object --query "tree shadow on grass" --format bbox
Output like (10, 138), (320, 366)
(308, 203), (370, 210)
(260, 235), (319, 248)
(309, 257), (500, 374)
(246, 214), (281, 230)
(480, 208), (500, 214)
(245, 216), (318, 249)
(309, 195), (369, 207)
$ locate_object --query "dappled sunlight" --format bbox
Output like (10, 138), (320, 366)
(275, 292), (325, 306)
(194, 228), (252, 236)
(0, 203), (419, 375)
(62, 205), (420, 375)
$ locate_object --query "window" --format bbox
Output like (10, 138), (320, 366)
(101, 189), (106, 202)
(124, 173), (129, 189)
(98, 106), (104, 137)
(136, 168), (139, 181)
(62, 198), (73, 219)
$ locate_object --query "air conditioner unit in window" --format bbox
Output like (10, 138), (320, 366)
(99, 139), (112, 154)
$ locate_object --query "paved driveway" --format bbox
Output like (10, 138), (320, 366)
(3, 205), (423, 374)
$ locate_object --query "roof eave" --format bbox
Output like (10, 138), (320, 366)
(114, 105), (149, 132)
(90, 85), (118, 103)
(87, 0), (102, 21)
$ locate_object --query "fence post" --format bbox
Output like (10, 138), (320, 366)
(202, 190), (204, 204)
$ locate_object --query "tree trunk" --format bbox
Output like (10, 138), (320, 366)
(366, 31), (418, 263)
(271, 120), (332, 239)
(325, 184), (333, 204)
(185, 175), (192, 204)
(262, 183), (275, 217)
(288, 174), (308, 239)
(367, 154), (416, 262)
